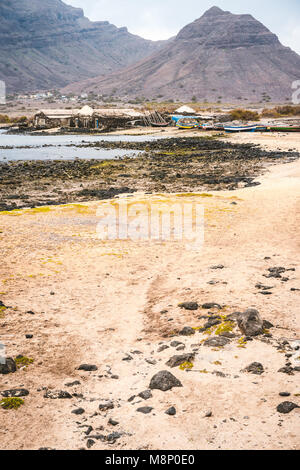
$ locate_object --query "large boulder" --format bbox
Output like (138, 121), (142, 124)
(149, 370), (182, 391)
(237, 309), (264, 336)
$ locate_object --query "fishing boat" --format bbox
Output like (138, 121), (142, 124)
(255, 126), (268, 132)
(176, 118), (200, 129)
(267, 126), (300, 133)
(224, 125), (257, 133)
(201, 123), (225, 131)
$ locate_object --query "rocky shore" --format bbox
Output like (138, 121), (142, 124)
(0, 137), (299, 211)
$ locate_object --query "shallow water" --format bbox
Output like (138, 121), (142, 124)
(0, 130), (159, 162)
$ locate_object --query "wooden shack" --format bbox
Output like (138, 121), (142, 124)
(33, 106), (144, 130)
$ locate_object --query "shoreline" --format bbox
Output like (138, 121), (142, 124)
(1, 135), (299, 212)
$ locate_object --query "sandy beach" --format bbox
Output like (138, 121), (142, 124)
(0, 135), (299, 449)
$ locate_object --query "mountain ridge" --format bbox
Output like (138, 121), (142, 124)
(64, 6), (300, 102)
(0, 0), (164, 93)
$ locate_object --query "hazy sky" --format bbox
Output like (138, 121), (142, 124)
(65, 0), (300, 54)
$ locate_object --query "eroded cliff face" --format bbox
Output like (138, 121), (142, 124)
(66, 6), (300, 102)
(0, 0), (162, 92)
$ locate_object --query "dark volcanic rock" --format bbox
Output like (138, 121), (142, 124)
(170, 341), (184, 348)
(138, 390), (153, 400)
(178, 302), (199, 311)
(237, 309), (264, 336)
(179, 327), (195, 336)
(99, 400), (114, 411)
(137, 406), (153, 414)
(0, 358), (17, 375)
(77, 364), (98, 372)
(278, 366), (294, 375)
(1, 388), (29, 397)
(165, 406), (176, 416)
(72, 408), (85, 415)
(262, 320), (274, 329)
(44, 390), (72, 399)
(157, 345), (169, 353)
(166, 353), (195, 368)
(149, 370), (183, 391)
(202, 303), (222, 310)
(243, 362), (264, 375)
(203, 337), (230, 347)
(277, 402), (299, 414)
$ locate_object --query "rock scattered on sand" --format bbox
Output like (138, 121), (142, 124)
(211, 265), (225, 270)
(0, 358), (16, 375)
(203, 318), (222, 329)
(157, 345), (169, 353)
(44, 390), (72, 399)
(138, 390), (152, 400)
(255, 283), (274, 291)
(77, 364), (98, 372)
(277, 402), (299, 414)
(86, 439), (95, 448)
(243, 362), (264, 375)
(262, 320), (274, 329)
(108, 418), (119, 426)
(137, 406), (153, 414)
(165, 406), (176, 416)
(279, 392), (291, 397)
(264, 267), (286, 279)
(237, 308), (264, 336)
(99, 400), (114, 411)
(179, 327), (195, 336)
(204, 410), (213, 418)
(149, 370), (183, 391)
(72, 408), (85, 415)
(145, 358), (157, 365)
(170, 341), (184, 348)
(1, 388), (29, 397)
(178, 302), (199, 311)
(203, 337), (230, 347)
(202, 303), (222, 310)
(122, 354), (133, 361)
(65, 380), (81, 387)
(278, 366), (294, 375)
(166, 353), (195, 368)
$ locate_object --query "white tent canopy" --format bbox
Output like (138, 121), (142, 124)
(175, 105), (196, 114)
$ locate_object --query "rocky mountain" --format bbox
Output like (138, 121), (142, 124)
(0, 0), (163, 93)
(64, 6), (300, 102)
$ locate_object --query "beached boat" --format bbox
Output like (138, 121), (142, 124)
(176, 118), (200, 129)
(267, 126), (300, 132)
(224, 125), (257, 133)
